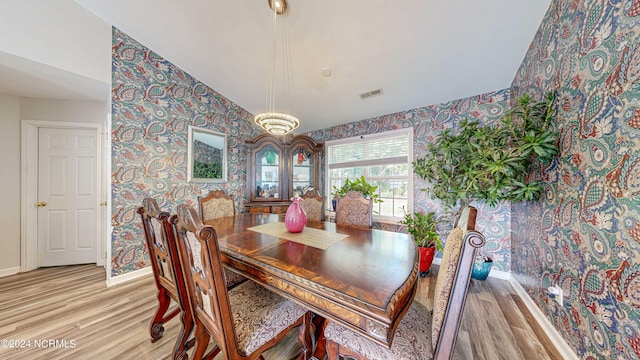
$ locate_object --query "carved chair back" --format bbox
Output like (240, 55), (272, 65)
(300, 189), (325, 221)
(431, 206), (484, 358)
(137, 198), (193, 359)
(198, 189), (235, 221)
(172, 204), (311, 359)
(335, 191), (373, 228)
(172, 204), (232, 358)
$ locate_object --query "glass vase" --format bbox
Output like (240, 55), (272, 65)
(285, 197), (307, 233)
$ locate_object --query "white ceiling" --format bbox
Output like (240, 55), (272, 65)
(1, 0), (551, 134)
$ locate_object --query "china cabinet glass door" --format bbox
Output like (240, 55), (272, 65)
(255, 144), (281, 200)
(291, 146), (314, 195)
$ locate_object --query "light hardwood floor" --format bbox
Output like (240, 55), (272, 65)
(0, 264), (562, 360)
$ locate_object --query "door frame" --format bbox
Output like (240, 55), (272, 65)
(21, 120), (107, 272)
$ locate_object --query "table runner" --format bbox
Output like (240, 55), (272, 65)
(247, 222), (347, 250)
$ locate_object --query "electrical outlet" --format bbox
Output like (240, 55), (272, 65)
(547, 285), (563, 306)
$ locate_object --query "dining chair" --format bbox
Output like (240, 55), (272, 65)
(198, 189), (236, 221)
(197, 189), (246, 289)
(299, 189), (325, 221)
(324, 206), (485, 360)
(171, 204), (313, 360)
(335, 190), (373, 229)
(138, 198), (193, 360)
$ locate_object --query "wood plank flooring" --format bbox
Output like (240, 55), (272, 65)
(0, 265), (562, 360)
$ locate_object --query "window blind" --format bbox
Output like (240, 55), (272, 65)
(328, 135), (409, 169)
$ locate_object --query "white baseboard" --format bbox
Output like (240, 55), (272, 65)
(509, 277), (579, 360)
(431, 258), (577, 359)
(106, 266), (152, 287)
(0, 267), (20, 278)
(485, 268), (511, 280)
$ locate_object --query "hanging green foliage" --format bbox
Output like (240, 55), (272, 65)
(412, 92), (559, 211)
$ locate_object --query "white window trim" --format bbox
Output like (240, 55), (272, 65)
(325, 128), (413, 224)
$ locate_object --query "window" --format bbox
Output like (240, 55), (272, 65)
(326, 128), (413, 222)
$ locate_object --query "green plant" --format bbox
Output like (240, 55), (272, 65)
(412, 92), (559, 212)
(331, 175), (382, 203)
(193, 160), (222, 179)
(399, 208), (443, 251)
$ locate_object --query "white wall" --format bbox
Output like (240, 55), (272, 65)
(0, 0), (110, 84)
(0, 94), (22, 274)
(0, 94), (107, 275)
(21, 98), (107, 123)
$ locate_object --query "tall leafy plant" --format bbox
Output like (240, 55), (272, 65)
(413, 92), (559, 213)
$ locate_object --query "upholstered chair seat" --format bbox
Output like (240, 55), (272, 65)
(223, 269), (248, 290)
(229, 280), (308, 355)
(325, 301), (432, 360)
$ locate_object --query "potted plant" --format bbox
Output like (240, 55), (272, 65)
(412, 92), (559, 222)
(471, 254), (493, 281)
(331, 175), (383, 204)
(399, 208), (444, 277)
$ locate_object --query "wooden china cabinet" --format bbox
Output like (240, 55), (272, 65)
(244, 134), (324, 214)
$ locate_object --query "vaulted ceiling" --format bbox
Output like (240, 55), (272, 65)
(1, 0), (551, 133)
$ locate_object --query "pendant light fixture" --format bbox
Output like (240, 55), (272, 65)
(254, 0), (300, 136)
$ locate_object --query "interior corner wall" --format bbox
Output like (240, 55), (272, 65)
(304, 89), (514, 272)
(0, 94), (22, 274)
(109, 28), (262, 278)
(510, 1), (640, 358)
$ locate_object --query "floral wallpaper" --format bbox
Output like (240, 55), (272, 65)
(511, 1), (640, 359)
(110, 28), (261, 276)
(193, 140), (222, 164)
(305, 89), (514, 272)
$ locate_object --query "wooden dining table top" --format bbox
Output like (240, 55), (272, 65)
(204, 213), (419, 348)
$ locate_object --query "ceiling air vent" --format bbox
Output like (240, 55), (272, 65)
(360, 88), (384, 100)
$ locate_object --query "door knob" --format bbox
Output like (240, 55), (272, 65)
(100, 201), (107, 206)
(36, 201), (47, 207)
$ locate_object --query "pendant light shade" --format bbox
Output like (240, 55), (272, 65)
(255, 0), (300, 136)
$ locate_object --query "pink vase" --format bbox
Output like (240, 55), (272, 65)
(285, 197), (307, 233)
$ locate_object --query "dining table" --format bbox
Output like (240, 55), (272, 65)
(204, 213), (419, 358)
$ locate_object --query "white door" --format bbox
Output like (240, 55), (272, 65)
(37, 127), (98, 266)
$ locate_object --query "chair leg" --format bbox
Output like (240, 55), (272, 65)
(193, 322), (211, 360)
(171, 309), (194, 360)
(149, 287), (172, 342)
(311, 314), (329, 360)
(326, 340), (339, 360)
(296, 312), (313, 360)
